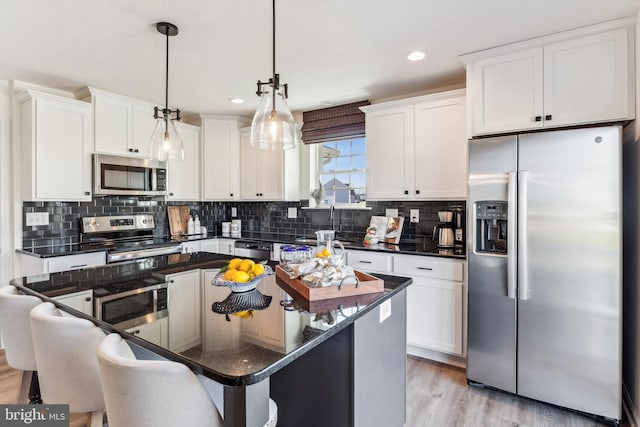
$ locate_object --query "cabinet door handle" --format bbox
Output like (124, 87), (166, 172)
(230, 193), (234, 197)
(69, 264), (87, 269)
(534, 116), (542, 122)
(134, 330), (140, 334)
(415, 189), (420, 195)
(169, 192), (174, 196)
(256, 193), (260, 197)
(417, 267), (433, 271)
(128, 148), (133, 152)
(169, 280), (174, 283)
(545, 114), (552, 121)
(404, 190), (409, 195)
(84, 297), (91, 302)
(134, 148), (139, 153)
(84, 191), (91, 196)
(359, 260), (373, 264)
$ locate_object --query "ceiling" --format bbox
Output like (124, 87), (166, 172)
(3, 1), (639, 118)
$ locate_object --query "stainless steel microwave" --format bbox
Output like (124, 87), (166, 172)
(93, 154), (167, 196)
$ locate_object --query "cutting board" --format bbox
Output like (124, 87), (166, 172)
(167, 206), (190, 236)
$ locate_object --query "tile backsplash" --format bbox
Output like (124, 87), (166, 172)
(22, 197), (465, 248)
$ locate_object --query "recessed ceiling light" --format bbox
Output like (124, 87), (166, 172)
(407, 50), (427, 61)
(229, 98), (245, 104)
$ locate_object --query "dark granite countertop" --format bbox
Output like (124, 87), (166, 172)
(11, 252), (412, 386)
(16, 231), (465, 259)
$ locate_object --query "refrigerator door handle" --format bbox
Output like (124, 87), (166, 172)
(518, 170), (529, 300)
(507, 171), (517, 299)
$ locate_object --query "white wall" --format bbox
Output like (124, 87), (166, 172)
(0, 80), (12, 286)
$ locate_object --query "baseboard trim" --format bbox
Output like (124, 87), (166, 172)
(407, 344), (465, 368)
(623, 383), (639, 427)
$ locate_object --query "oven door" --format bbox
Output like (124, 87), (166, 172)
(95, 284), (168, 330)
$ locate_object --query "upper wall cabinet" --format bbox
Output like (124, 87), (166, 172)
(461, 18), (635, 137)
(167, 122), (200, 201)
(364, 89), (467, 200)
(239, 128), (300, 201)
(17, 90), (92, 201)
(75, 87), (158, 157)
(200, 116), (247, 201)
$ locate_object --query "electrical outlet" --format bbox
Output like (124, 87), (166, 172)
(231, 207), (237, 217)
(379, 299), (391, 323)
(410, 209), (420, 223)
(287, 207), (297, 219)
(385, 208), (398, 218)
(26, 212), (49, 226)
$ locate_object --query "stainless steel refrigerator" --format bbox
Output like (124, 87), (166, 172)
(467, 126), (621, 421)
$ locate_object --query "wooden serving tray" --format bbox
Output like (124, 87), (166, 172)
(275, 265), (384, 301)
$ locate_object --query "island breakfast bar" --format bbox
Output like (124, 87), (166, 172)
(10, 252), (411, 427)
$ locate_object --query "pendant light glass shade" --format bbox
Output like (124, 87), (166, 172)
(149, 22), (183, 161)
(150, 116), (184, 161)
(251, 87), (296, 150)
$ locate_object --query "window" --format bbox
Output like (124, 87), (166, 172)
(319, 137), (366, 203)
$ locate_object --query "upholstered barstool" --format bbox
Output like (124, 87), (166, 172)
(97, 333), (278, 427)
(30, 302), (105, 427)
(0, 285), (42, 403)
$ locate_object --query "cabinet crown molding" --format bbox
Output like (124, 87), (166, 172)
(459, 15), (635, 64)
(73, 86), (159, 107)
(362, 88), (466, 113)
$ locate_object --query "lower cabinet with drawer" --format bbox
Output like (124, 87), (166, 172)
(393, 254), (466, 367)
(126, 317), (168, 348)
(345, 250), (391, 274)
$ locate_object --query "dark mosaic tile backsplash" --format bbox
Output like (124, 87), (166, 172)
(23, 196), (465, 248)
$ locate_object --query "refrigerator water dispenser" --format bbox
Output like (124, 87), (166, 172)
(475, 201), (508, 254)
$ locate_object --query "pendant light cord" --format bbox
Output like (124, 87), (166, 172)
(165, 28), (170, 118)
(272, 0), (277, 114)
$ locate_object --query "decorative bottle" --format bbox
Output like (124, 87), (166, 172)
(187, 215), (195, 235)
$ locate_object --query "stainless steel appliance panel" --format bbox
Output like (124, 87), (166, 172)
(516, 127), (621, 419)
(467, 135), (518, 393)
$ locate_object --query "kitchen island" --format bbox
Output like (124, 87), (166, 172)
(10, 252), (411, 427)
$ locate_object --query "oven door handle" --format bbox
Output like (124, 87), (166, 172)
(94, 283), (168, 304)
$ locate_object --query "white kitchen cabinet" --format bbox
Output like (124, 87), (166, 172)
(345, 250), (392, 274)
(239, 128), (300, 201)
(393, 255), (465, 364)
(17, 90), (93, 201)
(217, 238), (235, 255)
(127, 317), (169, 348)
(181, 240), (201, 254)
(53, 290), (93, 316)
(167, 122), (201, 201)
(201, 116), (245, 201)
(200, 239), (220, 253)
(364, 89), (467, 200)
(364, 105), (413, 200)
(414, 96), (467, 198)
(463, 21), (634, 136)
(19, 252), (106, 276)
(76, 87), (159, 157)
(167, 270), (201, 353)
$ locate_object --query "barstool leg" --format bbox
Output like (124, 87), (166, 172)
(28, 371), (42, 404)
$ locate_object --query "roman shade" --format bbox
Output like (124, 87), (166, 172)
(301, 100), (370, 144)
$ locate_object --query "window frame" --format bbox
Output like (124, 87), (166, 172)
(315, 137), (367, 205)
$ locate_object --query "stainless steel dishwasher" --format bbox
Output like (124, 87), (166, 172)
(233, 240), (272, 260)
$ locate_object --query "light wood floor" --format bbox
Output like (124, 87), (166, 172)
(406, 356), (623, 426)
(0, 350), (623, 426)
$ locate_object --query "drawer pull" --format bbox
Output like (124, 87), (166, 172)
(84, 297), (91, 302)
(359, 260), (373, 264)
(69, 264), (88, 269)
(417, 267), (433, 271)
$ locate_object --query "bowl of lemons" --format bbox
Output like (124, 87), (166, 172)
(212, 258), (273, 293)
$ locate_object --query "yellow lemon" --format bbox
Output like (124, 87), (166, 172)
(321, 248), (331, 257)
(239, 259), (255, 273)
(223, 269), (238, 281)
(228, 258), (243, 270)
(234, 271), (251, 283)
(252, 264), (265, 276)
(232, 310), (253, 318)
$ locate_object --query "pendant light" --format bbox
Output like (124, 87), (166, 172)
(251, 0), (296, 151)
(149, 22), (184, 161)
